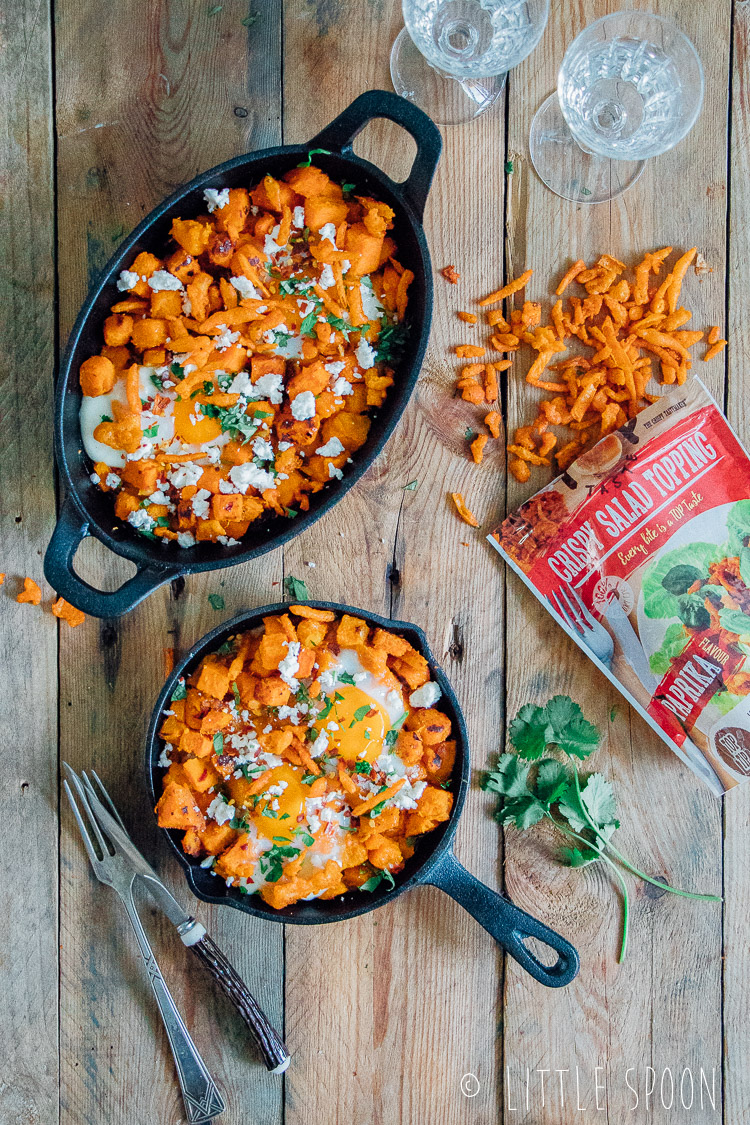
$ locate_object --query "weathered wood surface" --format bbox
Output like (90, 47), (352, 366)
(0, 4), (59, 1125)
(0, 0), (746, 1122)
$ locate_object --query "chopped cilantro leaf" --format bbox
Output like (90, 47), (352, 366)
(231, 681), (241, 708)
(143, 424), (158, 438)
(353, 704), (372, 722)
(213, 732), (224, 754)
(297, 147), (332, 168)
(100, 414), (113, 424)
(171, 680), (187, 701)
(208, 593), (225, 611)
(285, 574), (309, 600)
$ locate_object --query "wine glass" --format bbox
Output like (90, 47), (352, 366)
(529, 11), (704, 204)
(391, 0), (550, 127)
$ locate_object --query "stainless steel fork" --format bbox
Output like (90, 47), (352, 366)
(549, 583), (614, 667)
(64, 773), (226, 1124)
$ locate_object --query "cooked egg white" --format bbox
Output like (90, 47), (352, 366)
(79, 365), (174, 467)
(313, 648), (407, 763)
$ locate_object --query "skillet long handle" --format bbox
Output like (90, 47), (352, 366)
(424, 849), (580, 988)
(180, 926), (290, 1074)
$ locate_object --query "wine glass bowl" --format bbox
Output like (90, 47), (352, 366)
(530, 11), (704, 204)
(558, 12), (704, 161)
(392, 0), (549, 127)
(404, 0), (549, 78)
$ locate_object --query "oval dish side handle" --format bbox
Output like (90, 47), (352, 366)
(44, 494), (183, 618)
(308, 89), (442, 220)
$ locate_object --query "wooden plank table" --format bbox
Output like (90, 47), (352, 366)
(2, 1), (745, 1122)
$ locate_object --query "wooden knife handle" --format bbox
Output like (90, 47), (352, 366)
(188, 933), (290, 1073)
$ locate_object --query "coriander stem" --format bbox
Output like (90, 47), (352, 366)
(547, 814), (629, 961)
(569, 767), (721, 903)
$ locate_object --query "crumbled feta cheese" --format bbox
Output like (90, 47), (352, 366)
(274, 333), (305, 360)
(306, 561), (316, 568)
(360, 279), (385, 320)
(252, 436), (274, 461)
(181, 294), (192, 315)
(127, 509), (156, 532)
(332, 376), (353, 396)
(106, 472), (122, 490)
(217, 535), (240, 546)
(168, 462), (204, 489)
(116, 269), (140, 292)
(309, 729), (328, 758)
(148, 270), (183, 292)
(90, 472), (101, 485)
(229, 462), (276, 494)
(200, 855), (215, 868)
(215, 326), (241, 351)
(318, 263), (335, 290)
(277, 704), (301, 724)
(341, 259), (351, 274)
(246, 371), (284, 405)
(278, 641), (301, 690)
(324, 360), (346, 377)
(318, 222), (337, 247)
(315, 436), (345, 458)
(207, 796), (236, 825)
(203, 187), (230, 212)
(328, 463), (344, 480)
(265, 781), (289, 798)
(231, 275), (262, 300)
(177, 531), (196, 548)
(278, 441), (292, 451)
(389, 778), (428, 811)
(292, 205), (305, 228)
(147, 488), (170, 506)
(157, 744), (172, 768)
(297, 298), (317, 318)
(191, 488), (212, 519)
(127, 440), (155, 462)
(218, 479), (239, 494)
(409, 681), (442, 709)
(264, 224), (285, 257)
(356, 338), (377, 369)
(291, 391), (316, 420)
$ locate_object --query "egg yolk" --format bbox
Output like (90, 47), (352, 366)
(249, 764), (305, 843)
(173, 393), (222, 445)
(313, 684), (389, 763)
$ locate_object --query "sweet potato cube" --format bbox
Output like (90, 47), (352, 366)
(423, 739), (456, 785)
(150, 289), (183, 319)
(181, 828), (203, 857)
(214, 833), (257, 880)
(337, 613), (369, 648)
(250, 632), (289, 676)
(297, 618), (328, 649)
(182, 756), (220, 793)
(253, 674), (291, 707)
(263, 613), (297, 641)
(211, 493), (244, 523)
(405, 707), (451, 745)
(155, 782), (205, 831)
(199, 821), (237, 855)
(80, 355), (116, 397)
(395, 728), (423, 766)
(121, 460), (161, 495)
(195, 656), (232, 700)
(344, 223), (383, 276)
(304, 195), (348, 231)
(171, 218), (211, 256)
(200, 709), (232, 736)
(371, 628), (411, 657)
(159, 715), (188, 743)
(234, 670), (258, 705)
(283, 165), (335, 198)
(178, 728), (213, 759)
(251, 355), (285, 381)
(184, 687), (205, 729)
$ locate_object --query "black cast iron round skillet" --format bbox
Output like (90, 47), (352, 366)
(145, 602), (580, 989)
(44, 92), (441, 618)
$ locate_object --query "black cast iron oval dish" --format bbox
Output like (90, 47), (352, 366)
(45, 92), (441, 618)
(145, 602), (580, 989)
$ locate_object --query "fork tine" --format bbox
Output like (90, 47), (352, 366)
(549, 591), (579, 634)
(63, 780), (102, 869)
(557, 586), (587, 631)
(84, 769), (127, 832)
(64, 766), (112, 857)
(565, 582), (596, 626)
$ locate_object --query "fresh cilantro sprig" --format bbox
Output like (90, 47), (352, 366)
(482, 695), (721, 962)
(285, 575), (309, 600)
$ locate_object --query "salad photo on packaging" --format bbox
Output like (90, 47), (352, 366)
(491, 375), (750, 795)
